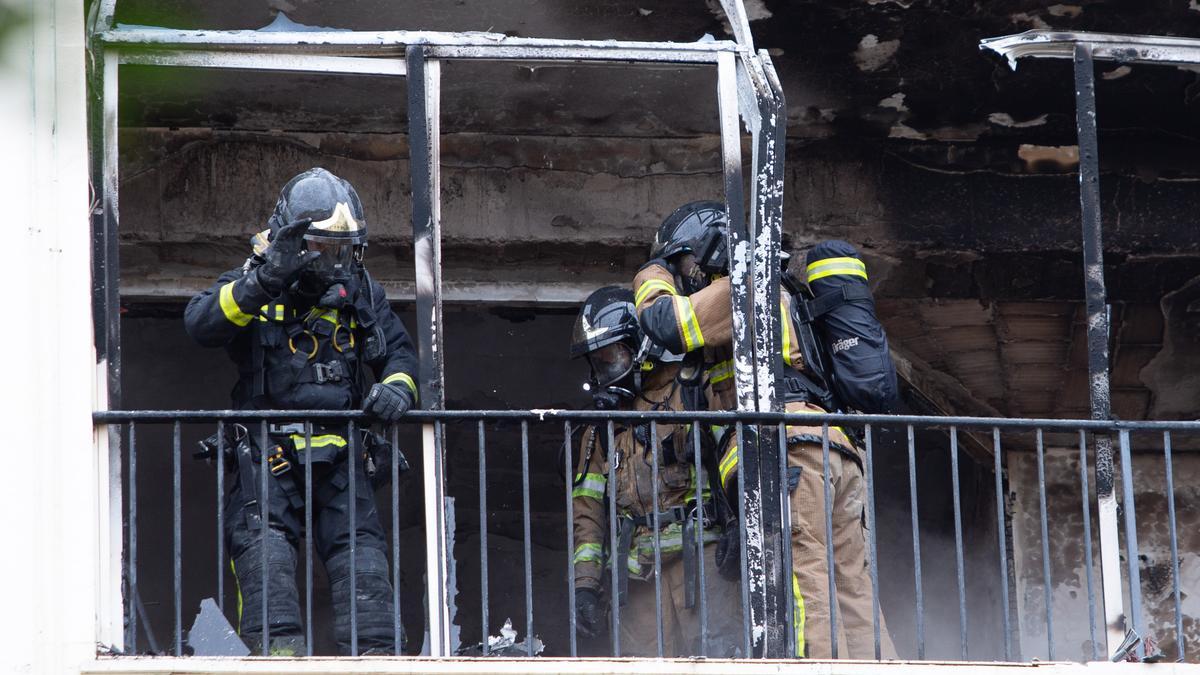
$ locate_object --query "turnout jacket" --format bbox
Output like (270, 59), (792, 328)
(571, 363), (718, 592)
(184, 264), (418, 413)
(632, 262), (856, 492)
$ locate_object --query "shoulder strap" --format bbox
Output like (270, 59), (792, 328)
(806, 284), (871, 320)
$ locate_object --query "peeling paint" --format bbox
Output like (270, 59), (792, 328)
(742, 0), (773, 21)
(855, 34), (900, 72)
(988, 112), (1048, 128)
(1010, 12), (1052, 30)
(866, 0), (914, 7)
(1017, 144), (1080, 170)
(878, 92), (908, 112)
(1101, 65), (1132, 80)
(1047, 4), (1083, 18)
(888, 123), (928, 140)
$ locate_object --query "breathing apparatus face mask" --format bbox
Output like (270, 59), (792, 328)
(583, 342), (638, 409)
(302, 237), (362, 287)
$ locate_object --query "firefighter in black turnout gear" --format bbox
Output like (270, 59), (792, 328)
(185, 168), (417, 655)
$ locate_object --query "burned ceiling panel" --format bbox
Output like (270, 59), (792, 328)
(117, 62), (719, 136)
(111, 0), (1200, 146)
(110, 0), (723, 40)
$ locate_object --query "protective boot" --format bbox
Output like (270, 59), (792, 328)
(231, 527), (303, 653)
(327, 547), (399, 655)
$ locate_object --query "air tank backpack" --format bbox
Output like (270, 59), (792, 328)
(788, 240), (899, 414)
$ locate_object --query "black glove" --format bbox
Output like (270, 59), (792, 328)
(256, 219), (321, 295)
(574, 587), (603, 638)
(715, 522), (741, 582)
(363, 382), (414, 424)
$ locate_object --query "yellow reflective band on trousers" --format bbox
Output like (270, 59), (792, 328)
(806, 256), (867, 283)
(382, 372), (418, 400)
(635, 278), (677, 307)
(572, 472), (607, 500)
(290, 434), (346, 451)
(573, 542), (603, 565)
(673, 295), (705, 352)
(219, 281), (255, 327)
(231, 558), (243, 634)
(781, 301), (793, 367)
(793, 572), (806, 657)
(707, 359), (734, 385)
(718, 444), (739, 488)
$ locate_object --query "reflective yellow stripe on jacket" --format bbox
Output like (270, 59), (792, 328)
(218, 281), (255, 327)
(707, 359), (734, 385)
(718, 444), (739, 489)
(673, 296), (705, 351)
(382, 372), (418, 400)
(635, 278), (677, 307)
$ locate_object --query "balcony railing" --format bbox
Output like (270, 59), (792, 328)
(92, 408), (1196, 663)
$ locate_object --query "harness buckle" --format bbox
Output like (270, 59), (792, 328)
(267, 445), (291, 476)
(687, 502), (714, 530)
(312, 361), (346, 384)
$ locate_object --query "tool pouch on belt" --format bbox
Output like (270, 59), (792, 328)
(361, 428), (410, 491)
(194, 423), (248, 467)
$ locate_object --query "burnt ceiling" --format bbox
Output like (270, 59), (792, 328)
(110, 0), (1200, 147)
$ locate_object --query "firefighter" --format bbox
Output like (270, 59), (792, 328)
(569, 286), (743, 657)
(184, 168), (417, 655)
(633, 201), (896, 659)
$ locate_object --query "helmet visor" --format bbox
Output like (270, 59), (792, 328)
(586, 342), (635, 388)
(304, 239), (357, 280)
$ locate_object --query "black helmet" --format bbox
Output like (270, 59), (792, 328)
(571, 286), (643, 390)
(649, 200), (727, 261)
(267, 167), (368, 284)
(269, 168), (368, 244)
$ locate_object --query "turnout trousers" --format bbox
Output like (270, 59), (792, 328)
(788, 439), (897, 659)
(618, 542), (744, 658)
(225, 448), (398, 655)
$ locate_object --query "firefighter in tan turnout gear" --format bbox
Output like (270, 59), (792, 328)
(633, 201), (897, 659)
(568, 286), (743, 657)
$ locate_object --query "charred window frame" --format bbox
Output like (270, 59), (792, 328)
(86, 0), (792, 657)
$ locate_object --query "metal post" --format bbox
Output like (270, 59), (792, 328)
(91, 41), (125, 652)
(1073, 42), (1124, 659)
(1117, 430), (1144, 659)
(752, 52), (790, 658)
(407, 45), (450, 657)
(718, 51), (783, 657)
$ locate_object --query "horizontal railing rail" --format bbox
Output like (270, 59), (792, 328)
(93, 408), (1200, 431)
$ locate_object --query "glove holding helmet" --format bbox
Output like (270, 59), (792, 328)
(262, 168), (369, 296)
(647, 200), (729, 294)
(256, 219), (322, 295)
